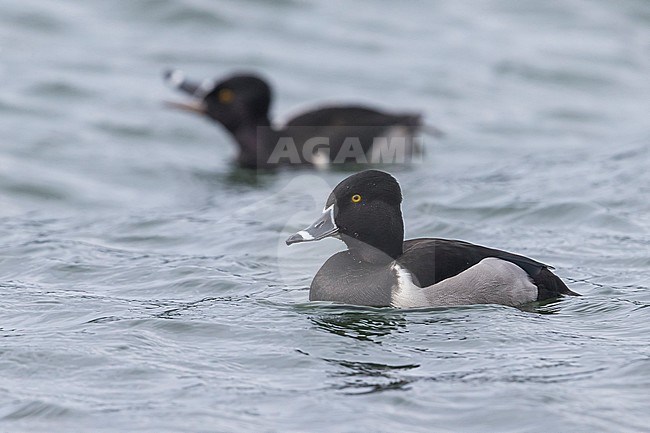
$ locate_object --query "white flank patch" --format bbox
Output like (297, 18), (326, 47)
(390, 263), (428, 308)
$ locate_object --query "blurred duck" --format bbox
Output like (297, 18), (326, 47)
(164, 70), (439, 169)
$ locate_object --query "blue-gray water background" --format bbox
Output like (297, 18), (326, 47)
(1, 1), (650, 431)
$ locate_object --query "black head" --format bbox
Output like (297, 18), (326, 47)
(203, 74), (272, 132)
(165, 70), (272, 133)
(287, 170), (405, 262)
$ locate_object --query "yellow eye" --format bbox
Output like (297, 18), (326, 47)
(218, 88), (235, 103)
(351, 194), (362, 203)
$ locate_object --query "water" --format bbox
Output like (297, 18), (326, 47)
(1, 0), (649, 431)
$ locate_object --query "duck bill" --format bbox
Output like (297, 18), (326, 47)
(286, 205), (338, 245)
(163, 99), (207, 115)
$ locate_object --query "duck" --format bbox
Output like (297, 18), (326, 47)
(164, 70), (437, 169)
(286, 170), (579, 308)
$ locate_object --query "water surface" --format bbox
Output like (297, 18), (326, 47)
(1, 1), (649, 431)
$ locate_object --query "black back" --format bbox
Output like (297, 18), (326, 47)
(282, 106), (421, 165)
(286, 105), (420, 129)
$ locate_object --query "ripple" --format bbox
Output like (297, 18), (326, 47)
(4, 11), (64, 34)
(1, 400), (72, 420)
(92, 121), (155, 138)
(130, 0), (231, 27)
(26, 81), (96, 100)
(494, 60), (616, 89)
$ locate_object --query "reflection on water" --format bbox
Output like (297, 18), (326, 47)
(154, 297), (237, 320)
(309, 310), (407, 342)
(328, 358), (419, 395)
(309, 310), (418, 393)
(518, 298), (568, 314)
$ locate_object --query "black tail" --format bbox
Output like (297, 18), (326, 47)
(533, 267), (580, 301)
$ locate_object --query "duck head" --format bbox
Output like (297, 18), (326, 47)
(287, 170), (405, 263)
(164, 70), (272, 133)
